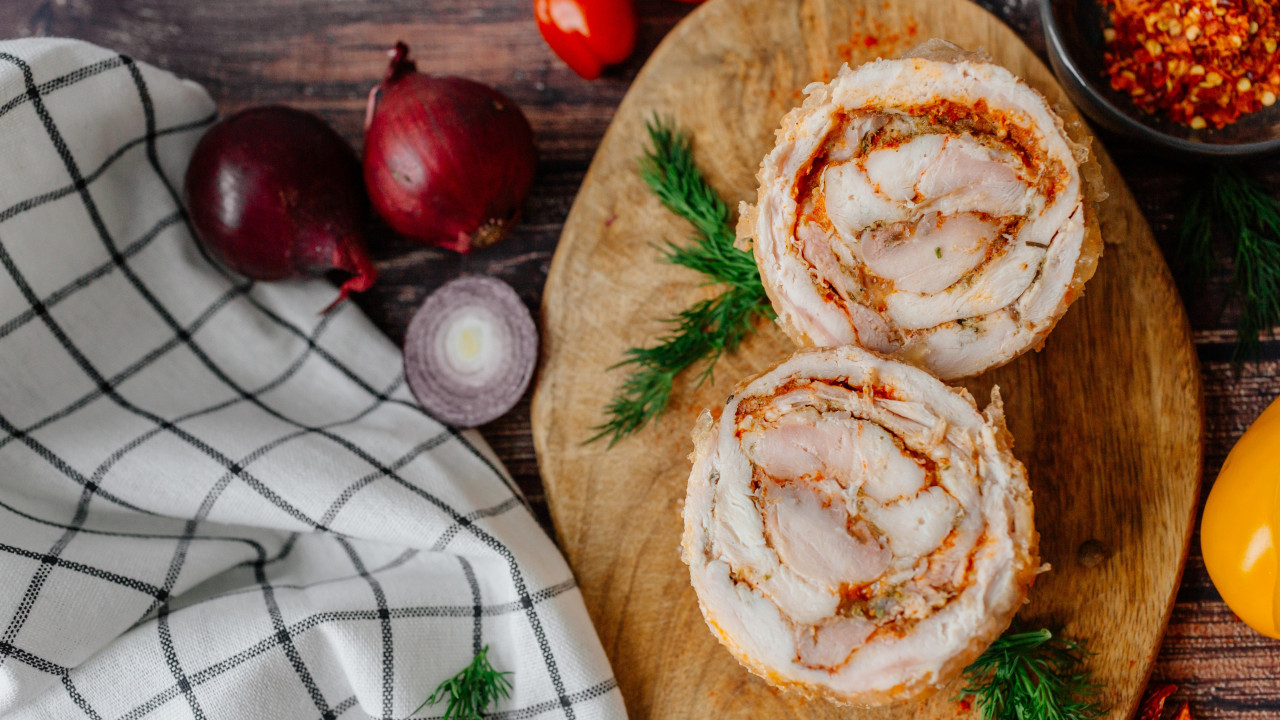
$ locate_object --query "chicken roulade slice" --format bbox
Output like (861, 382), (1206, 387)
(680, 344), (1039, 704)
(737, 40), (1103, 380)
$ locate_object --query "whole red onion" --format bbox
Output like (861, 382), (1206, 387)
(363, 42), (537, 254)
(184, 106), (376, 307)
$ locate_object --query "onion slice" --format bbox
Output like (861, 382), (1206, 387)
(404, 276), (538, 427)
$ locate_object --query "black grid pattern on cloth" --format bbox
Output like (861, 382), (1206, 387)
(0, 40), (621, 720)
(112, 580), (583, 720)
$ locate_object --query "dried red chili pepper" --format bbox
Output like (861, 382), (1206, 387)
(1138, 683), (1178, 720)
(1172, 701), (1196, 720)
(534, 0), (637, 80)
(1103, 0), (1280, 128)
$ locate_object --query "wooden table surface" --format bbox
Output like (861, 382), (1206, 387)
(2, 0), (1277, 717)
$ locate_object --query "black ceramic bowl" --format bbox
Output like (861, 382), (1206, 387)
(1041, 0), (1280, 156)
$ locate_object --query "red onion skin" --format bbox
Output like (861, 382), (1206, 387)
(364, 43), (537, 254)
(184, 106), (376, 306)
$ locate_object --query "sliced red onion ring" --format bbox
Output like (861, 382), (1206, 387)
(404, 276), (538, 427)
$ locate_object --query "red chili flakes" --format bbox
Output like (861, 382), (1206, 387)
(1103, 0), (1280, 128)
(836, 16), (920, 65)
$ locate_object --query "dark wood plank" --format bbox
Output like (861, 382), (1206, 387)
(3, 0), (1279, 716)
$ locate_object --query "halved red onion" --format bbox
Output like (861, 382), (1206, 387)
(404, 276), (538, 427)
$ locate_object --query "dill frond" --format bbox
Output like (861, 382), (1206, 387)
(959, 627), (1104, 720)
(1179, 164), (1280, 362)
(413, 646), (512, 719)
(590, 117), (773, 445)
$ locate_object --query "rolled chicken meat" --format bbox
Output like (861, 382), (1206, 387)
(737, 41), (1103, 379)
(680, 344), (1039, 704)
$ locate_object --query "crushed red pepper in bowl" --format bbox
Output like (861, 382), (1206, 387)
(1102, 0), (1280, 129)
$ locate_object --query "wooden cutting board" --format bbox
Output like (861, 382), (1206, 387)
(530, 0), (1203, 717)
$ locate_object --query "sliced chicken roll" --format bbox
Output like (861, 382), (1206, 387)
(738, 41), (1103, 379)
(680, 345), (1039, 705)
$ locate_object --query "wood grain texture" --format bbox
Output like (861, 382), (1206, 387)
(3, 0), (1279, 716)
(531, 0), (1201, 718)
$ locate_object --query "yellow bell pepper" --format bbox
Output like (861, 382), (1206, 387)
(1201, 394), (1280, 638)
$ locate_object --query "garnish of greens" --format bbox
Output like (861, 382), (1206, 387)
(1179, 164), (1280, 361)
(413, 646), (513, 719)
(590, 117), (774, 445)
(958, 627), (1104, 720)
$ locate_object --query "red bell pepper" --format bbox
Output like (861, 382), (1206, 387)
(534, 0), (638, 80)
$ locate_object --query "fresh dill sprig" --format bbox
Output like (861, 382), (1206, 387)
(590, 117), (773, 445)
(958, 627), (1104, 720)
(1179, 164), (1280, 362)
(413, 646), (512, 719)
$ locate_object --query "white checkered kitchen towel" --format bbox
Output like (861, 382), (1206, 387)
(0, 38), (626, 720)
